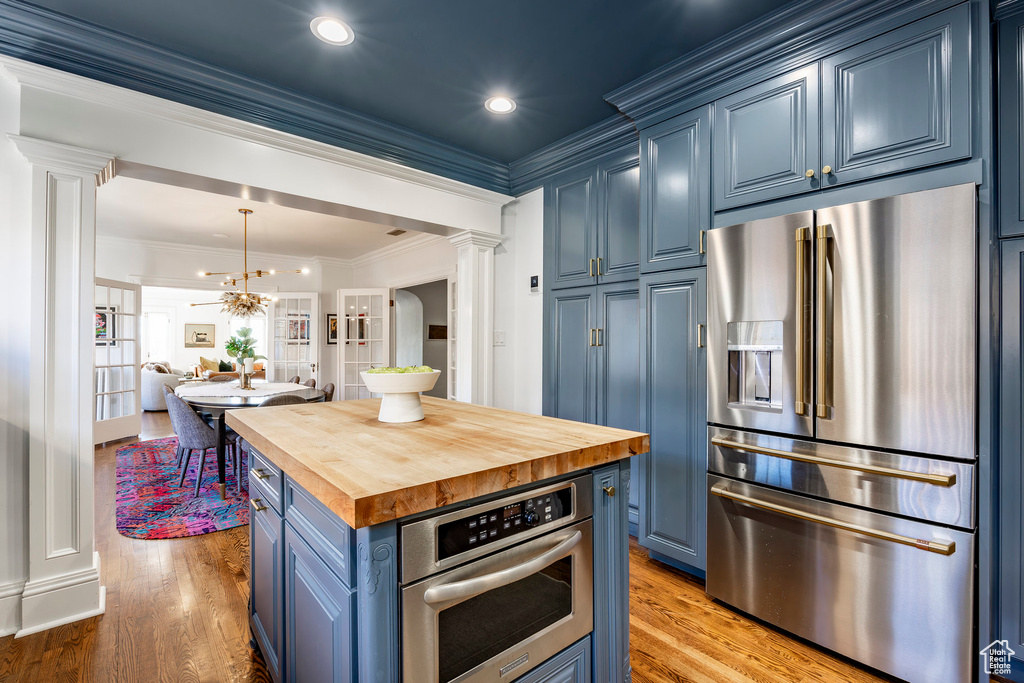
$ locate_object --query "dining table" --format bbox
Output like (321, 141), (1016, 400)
(174, 381), (326, 499)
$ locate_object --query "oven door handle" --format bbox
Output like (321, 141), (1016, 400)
(710, 483), (955, 556)
(422, 530), (582, 606)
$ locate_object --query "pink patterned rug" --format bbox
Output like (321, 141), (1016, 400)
(115, 437), (249, 540)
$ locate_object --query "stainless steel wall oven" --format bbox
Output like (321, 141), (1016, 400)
(401, 474), (594, 683)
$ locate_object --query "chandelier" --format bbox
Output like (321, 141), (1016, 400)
(191, 208), (308, 317)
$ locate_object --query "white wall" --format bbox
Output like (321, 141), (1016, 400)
(493, 188), (544, 414)
(400, 280), (449, 399)
(350, 234), (457, 288)
(394, 290), (423, 368)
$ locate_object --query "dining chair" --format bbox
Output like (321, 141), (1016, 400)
(260, 393), (307, 407)
(162, 385), (186, 467)
(288, 375), (300, 384)
(165, 392), (238, 496)
(208, 374), (236, 382)
(303, 378), (317, 388)
(322, 382), (336, 402)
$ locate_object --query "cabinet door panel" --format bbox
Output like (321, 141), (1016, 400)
(1000, 12), (1024, 237)
(596, 284), (640, 434)
(251, 503), (284, 682)
(714, 64), (820, 210)
(999, 239), (1024, 674)
(598, 155), (640, 283)
(638, 269), (707, 571)
(285, 525), (356, 683)
(548, 170), (597, 289)
(546, 289), (596, 423)
(640, 106), (711, 273)
(591, 466), (630, 683)
(822, 4), (970, 186)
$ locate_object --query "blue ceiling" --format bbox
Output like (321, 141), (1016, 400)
(21, 0), (794, 164)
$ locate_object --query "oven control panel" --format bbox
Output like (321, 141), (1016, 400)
(437, 486), (573, 561)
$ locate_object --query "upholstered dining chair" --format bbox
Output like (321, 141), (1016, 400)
(165, 392), (239, 497)
(259, 393), (307, 407)
(321, 383), (335, 402)
(162, 384), (186, 467)
(288, 375), (300, 384)
(208, 374), (236, 382)
(303, 378), (317, 388)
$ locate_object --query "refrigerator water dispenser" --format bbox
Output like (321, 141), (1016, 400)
(727, 321), (783, 411)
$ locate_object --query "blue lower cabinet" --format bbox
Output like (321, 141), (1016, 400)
(284, 523), (357, 683)
(638, 268), (708, 573)
(591, 464), (631, 683)
(513, 636), (592, 683)
(250, 489), (285, 683)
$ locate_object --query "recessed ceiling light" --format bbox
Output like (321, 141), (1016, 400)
(310, 16), (354, 45)
(212, 233), (230, 238)
(485, 96), (516, 114)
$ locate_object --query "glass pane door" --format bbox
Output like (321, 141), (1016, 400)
(94, 278), (142, 444)
(267, 293), (319, 383)
(338, 288), (390, 400)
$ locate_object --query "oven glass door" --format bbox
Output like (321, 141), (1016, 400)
(402, 519), (593, 683)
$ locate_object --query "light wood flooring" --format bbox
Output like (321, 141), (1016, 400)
(0, 411), (897, 682)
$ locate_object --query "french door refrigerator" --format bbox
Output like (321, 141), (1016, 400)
(705, 183), (977, 683)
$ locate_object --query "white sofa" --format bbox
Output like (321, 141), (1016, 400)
(142, 367), (185, 411)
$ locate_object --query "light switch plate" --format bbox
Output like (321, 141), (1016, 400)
(494, 330), (506, 346)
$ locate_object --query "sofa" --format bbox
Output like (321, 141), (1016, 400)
(141, 362), (185, 411)
(196, 356), (267, 381)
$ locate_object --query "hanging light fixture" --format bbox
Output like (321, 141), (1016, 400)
(191, 208), (309, 317)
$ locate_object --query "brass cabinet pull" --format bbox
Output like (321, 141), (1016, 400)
(251, 498), (269, 512)
(805, 169), (815, 178)
(816, 224), (833, 420)
(596, 257), (603, 275)
(699, 230), (707, 255)
(710, 436), (957, 486)
(252, 468), (271, 480)
(596, 328), (603, 347)
(822, 165), (833, 175)
(603, 486), (616, 497)
(710, 483), (955, 555)
(794, 227), (810, 415)
(589, 329), (597, 347)
(588, 258), (595, 277)
(697, 323), (705, 348)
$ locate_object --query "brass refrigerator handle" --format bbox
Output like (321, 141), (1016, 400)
(794, 227), (810, 415)
(710, 483), (956, 556)
(815, 224), (833, 420)
(710, 436), (957, 486)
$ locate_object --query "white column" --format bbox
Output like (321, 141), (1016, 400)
(448, 231), (502, 406)
(9, 135), (113, 636)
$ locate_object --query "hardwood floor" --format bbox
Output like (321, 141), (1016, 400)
(0, 412), (893, 682)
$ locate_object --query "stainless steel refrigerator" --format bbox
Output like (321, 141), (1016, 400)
(705, 183), (977, 683)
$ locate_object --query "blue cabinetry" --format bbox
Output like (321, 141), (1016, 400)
(546, 153), (639, 290)
(547, 288), (596, 424)
(250, 489), (284, 682)
(513, 636), (591, 683)
(591, 464), (630, 683)
(1000, 11), (1024, 238)
(640, 105), (711, 272)
(999, 238), (1024, 680)
(638, 269), (707, 572)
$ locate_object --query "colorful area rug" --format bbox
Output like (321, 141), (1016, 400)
(115, 437), (249, 540)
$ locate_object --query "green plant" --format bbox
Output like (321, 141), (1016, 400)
(225, 327), (267, 361)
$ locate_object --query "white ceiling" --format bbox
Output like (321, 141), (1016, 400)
(97, 176), (417, 260)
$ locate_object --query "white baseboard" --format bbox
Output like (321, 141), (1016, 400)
(16, 552), (106, 638)
(0, 579), (25, 636)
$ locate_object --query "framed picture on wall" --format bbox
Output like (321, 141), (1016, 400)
(327, 313), (338, 345)
(185, 323), (216, 348)
(95, 306), (116, 347)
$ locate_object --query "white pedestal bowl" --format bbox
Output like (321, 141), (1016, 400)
(360, 370), (441, 423)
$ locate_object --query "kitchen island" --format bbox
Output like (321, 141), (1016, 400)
(227, 396), (648, 683)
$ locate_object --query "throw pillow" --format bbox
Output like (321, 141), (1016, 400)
(254, 362), (265, 372)
(219, 360), (233, 372)
(143, 363), (168, 374)
(200, 356), (219, 372)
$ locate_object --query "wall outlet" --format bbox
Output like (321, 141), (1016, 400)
(494, 330), (506, 347)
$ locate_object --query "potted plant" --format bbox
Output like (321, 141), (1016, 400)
(225, 327), (266, 388)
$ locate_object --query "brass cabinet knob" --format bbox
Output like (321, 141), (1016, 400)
(822, 165), (833, 175)
(805, 169), (815, 178)
(603, 485), (616, 497)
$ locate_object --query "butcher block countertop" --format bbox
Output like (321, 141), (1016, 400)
(227, 396), (649, 529)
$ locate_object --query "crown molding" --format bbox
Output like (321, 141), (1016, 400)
(508, 115), (638, 195)
(448, 230), (505, 250)
(96, 234), (322, 266)
(996, 0), (1024, 19)
(346, 232), (451, 268)
(8, 134), (113, 175)
(605, 0), (961, 127)
(0, 1), (513, 195)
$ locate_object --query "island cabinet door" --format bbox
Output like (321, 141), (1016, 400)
(638, 269), (708, 573)
(251, 502), (285, 683)
(545, 288), (597, 423)
(820, 4), (970, 188)
(284, 524), (357, 683)
(591, 465), (631, 683)
(713, 63), (821, 211)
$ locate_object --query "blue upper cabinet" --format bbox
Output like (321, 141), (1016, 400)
(547, 169), (598, 289)
(1000, 11), (1024, 238)
(640, 105), (711, 273)
(821, 4), (970, 187)
(597, 153), (641, 283)
(714, 64), (821, 210)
